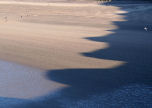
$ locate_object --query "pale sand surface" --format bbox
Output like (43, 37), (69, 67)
(0, 0), (97, 3)
(0, 1), (98, 6)
(0, 2), (125, 99)
(0, 3), (125, 70)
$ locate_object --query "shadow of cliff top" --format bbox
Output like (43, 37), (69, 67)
(46, 0), (152, 101)
(47, 66), (152, 91)
(103, 0), (152, 4)
(83, 1), (152, 62)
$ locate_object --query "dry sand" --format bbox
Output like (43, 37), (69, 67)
(0, 1), (126, 99)
(0, 1), (126, 70)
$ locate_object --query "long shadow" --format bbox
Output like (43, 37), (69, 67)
(1, 1), (152, 108)
(45, 1), (152, 107)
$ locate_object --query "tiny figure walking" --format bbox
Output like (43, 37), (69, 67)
(4, 16), (7, 22)
(20, 15), (23, 21)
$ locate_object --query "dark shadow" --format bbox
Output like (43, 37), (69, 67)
(45, 1), (152, 107)
(2, 1), (152, 108)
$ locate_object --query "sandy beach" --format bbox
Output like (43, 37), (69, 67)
(0, 0), (151, 107)
(0, 1), (126, 70)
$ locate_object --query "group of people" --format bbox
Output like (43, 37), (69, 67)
(2, 9), (31, 23)
(3, 16), (23, 22)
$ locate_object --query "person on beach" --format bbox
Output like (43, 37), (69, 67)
(4, 16), (7, 22)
